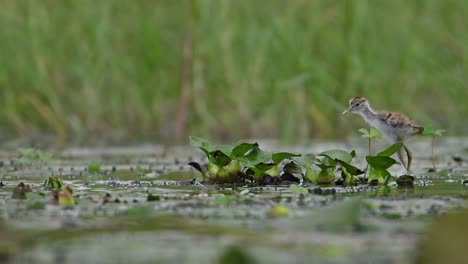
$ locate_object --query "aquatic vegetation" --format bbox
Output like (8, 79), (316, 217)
(188, 137), (403, 186)
(189, 136), (300, 184)
(43, 176), (64, 190)
(358, 127), (382, 156)
(366, 143), (403, 184)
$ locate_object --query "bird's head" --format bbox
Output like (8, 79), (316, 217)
(342, 96), (369, 115)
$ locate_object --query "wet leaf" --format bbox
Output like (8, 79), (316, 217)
(377, 142), (403, 157)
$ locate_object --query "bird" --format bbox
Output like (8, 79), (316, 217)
(342, 96), (424, 173)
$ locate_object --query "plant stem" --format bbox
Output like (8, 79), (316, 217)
(368, 137), (371, 156)
(432, 136), (436, 171)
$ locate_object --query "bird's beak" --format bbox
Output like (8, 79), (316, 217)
(342, 108), (350, 115)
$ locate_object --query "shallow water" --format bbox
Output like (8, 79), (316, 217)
(0, 138), (467, 264)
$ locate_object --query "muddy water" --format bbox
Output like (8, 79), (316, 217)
(0, 138), (467, 264)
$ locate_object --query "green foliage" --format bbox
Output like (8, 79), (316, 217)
(0, 1), (465, 142)
(366, 143), (402, 184)
(43, 177), (63, 190)
(189, 137), (403, 186)
(358, 128), (382, 139)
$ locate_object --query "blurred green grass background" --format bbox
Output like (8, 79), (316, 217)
(0, 0), (466, 144)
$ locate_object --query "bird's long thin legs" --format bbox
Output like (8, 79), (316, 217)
(403, 144), (413, 173)
(397, 148), (407, 172)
